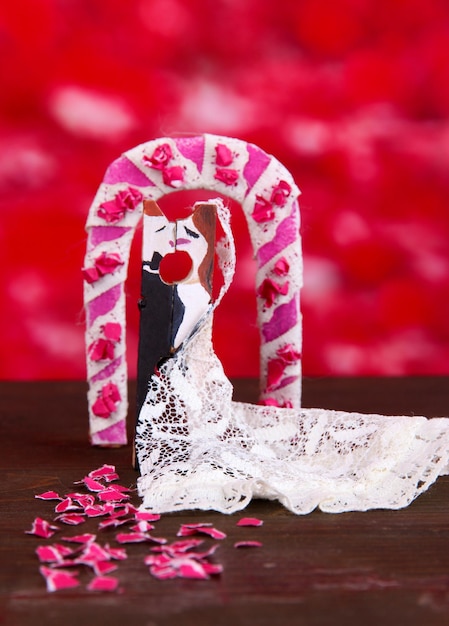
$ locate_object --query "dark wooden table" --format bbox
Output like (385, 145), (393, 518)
(1, 378), (449, 626)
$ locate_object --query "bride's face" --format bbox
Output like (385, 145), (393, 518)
(172, 216), (208, 283)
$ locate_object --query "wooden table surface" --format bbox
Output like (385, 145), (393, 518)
(1, 377), (449, 626)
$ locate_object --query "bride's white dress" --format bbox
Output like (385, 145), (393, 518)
(135, 203), (449, 515)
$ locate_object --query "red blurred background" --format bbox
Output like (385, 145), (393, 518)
(1, 0), (449, 381)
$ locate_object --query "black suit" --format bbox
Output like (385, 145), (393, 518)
(136, 258), (185, 419)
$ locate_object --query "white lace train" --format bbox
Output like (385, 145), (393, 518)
(135, 202), (449, 515)
(136, 313), (449, 514)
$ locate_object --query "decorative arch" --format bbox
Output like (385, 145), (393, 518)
(83, 134), (302, 445)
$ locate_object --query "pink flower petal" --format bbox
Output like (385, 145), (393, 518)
(153, 539), (204, 556)
(108, 483), (132, 493)
(87, 575), (119, 592)
(67, 493), (96, 508)
(54, 543), (75, 556)
(115, 532), (149, 544)
(198, 527), (227, 540)
(40, 566), (80, 592)
(188, 544), (220, 561)
(236, 517), (264, 527)
(83, 477), (106, 492)
(104, 545), (127, 561)
(148, 564), (178, 580)
(234, 541), (263, 548)
(134, 511), (161, 522)
(26, 517), (59, 539)
(98, 516), (133, 530)
(146, 534), (168, 545)
(144, 553), (170, 566)
(215, 143), (233, 167)
(177, 523), (226, 540)
(84, 505), (109, 518)
(130, 521), (155, 533)
(36, 545), (74, 563)
(178, 559), (209, 579)
(61, 534), (97, 544)
(98, 487), (130, 502)
(147, 554), (216, 580)
(201, 562), (224, 575)
(35, 491), (62, 501)
(88, 464), (118, 480)
(80, 542), (111, 562)
(55, 497), (80, 513)
(214, 168), (239, 185)
(55, 513), (86, 526)
(90, 560), (118, 576)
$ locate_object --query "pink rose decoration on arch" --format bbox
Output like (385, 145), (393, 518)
(266, 358), (286, 391)
(82, 252), (124, 284)
(88, 324), (121, 362)
(215, 143), (233, 166)
(162, 165), (185, 188)
(270, 180), (291, 207)
(273, 257), (290, 276)
(89, 338), (115, 361)
(143, 143), (173, 170)
(98, 188), (143, 223)
(103, 322), (121, 342)
(252, 196), (275, 223)
(143, 143), (185, 188)
(92, 382), (121, 419)
(251, 180), (292, 223)
(265, 343), (301, 393)
(257, 277), (289, 307)
(276, 343), (301, 363)
(214, 168), (239, 185)
(214, 142), (238, 185)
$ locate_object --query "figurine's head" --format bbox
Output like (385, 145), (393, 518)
(143, 200), (216, 296)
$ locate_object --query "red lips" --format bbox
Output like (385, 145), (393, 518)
(159, 250), (193, 285)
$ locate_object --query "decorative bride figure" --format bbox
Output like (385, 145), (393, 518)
(136, 199), (216, 418)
